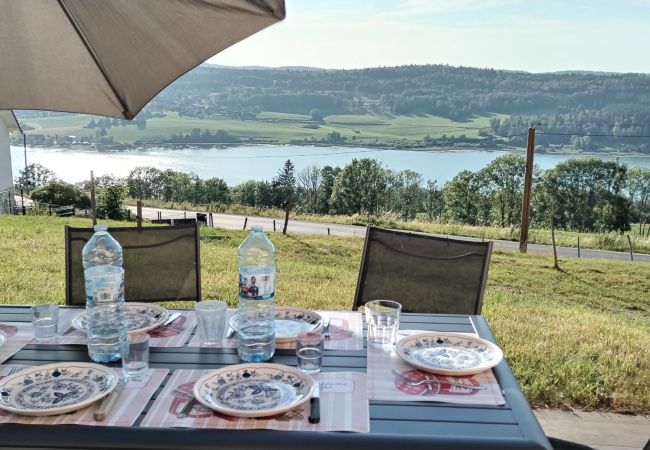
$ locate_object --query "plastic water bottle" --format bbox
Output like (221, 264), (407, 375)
(237, 225), (276, 362)
(82, 224), (128, 363)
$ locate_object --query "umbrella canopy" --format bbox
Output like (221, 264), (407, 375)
(0, 0), (285, 119)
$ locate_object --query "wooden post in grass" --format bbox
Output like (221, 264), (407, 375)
(90, 171), (96, 226)
(273, 219), (276, 232)
(577, 234), (581, 258)
(627, 235), (634, 261)
(282, 199), (291, 235)
(550, 217), (559, 270)
(136, 200), (142, 228)
(243, 217), (248, 230)
(518, 127), (535, 253)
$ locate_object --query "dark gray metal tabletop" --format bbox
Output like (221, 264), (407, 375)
(0, 306), (551, 450)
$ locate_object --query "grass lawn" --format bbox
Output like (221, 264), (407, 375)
(0, 215), (648, 413)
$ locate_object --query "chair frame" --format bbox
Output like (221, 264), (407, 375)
(64, 223), (201, 305)
(353, 226), (492, 314)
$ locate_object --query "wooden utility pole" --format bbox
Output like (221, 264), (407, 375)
(90, 171), (97, 226)
(518, 127), (535, 253)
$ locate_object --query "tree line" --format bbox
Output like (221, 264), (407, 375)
(18, 157), (650, 234)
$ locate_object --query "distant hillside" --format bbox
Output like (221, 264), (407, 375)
(16, 64), (650, 153)
(151, 64), (650, 152)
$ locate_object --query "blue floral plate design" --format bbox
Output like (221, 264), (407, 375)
(193, 363), (314, 418)
(395, 332), (504, 376)
(229, 307), (323, 343)
(72, 303), (169, 334)
(0, 362), (118, 416)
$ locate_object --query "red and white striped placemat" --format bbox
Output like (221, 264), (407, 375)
(0, 365), (168, 426)
(189, 310), (364, 351)
(56, 309), (196, 348)
(0, 323), (33, 364)
(141, 369), (369, 432)
(367, 330), (506, 405)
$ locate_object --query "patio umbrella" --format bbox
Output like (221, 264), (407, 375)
(0, 0), (285, 119)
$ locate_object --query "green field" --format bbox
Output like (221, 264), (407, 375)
(1, 215), (648, 413)
(22, 111), (502, 146)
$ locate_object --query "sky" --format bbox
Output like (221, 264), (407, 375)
(209, 0), (650, 73)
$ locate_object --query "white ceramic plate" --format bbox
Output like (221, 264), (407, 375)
(193, 363), (314, 418)
(0, 362), (118, 416)
(395, 332), (503, 376)
(229, 307), (322, 343)
(72, 303), (169, 334)
(0, 330), (6, 347)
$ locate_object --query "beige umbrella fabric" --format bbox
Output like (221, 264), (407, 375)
(0, 0), (285, 119)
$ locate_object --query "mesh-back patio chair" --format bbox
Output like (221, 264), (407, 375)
(65, 224), (201, 306)
(353, 227), (493, 314)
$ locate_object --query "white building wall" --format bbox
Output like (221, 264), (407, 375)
(0, 120), (15, 213)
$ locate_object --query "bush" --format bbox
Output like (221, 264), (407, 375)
(30, 180), (90, 209)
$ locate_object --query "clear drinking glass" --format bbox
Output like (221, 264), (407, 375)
(123, 333), (149, 381)
(365, 300), (402, 348)
(194, 300), (228, 345)
(296, 331), (325, 374)
(31, 304), (59, 340)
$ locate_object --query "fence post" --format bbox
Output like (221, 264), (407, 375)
(627, 235), (634, 261)
(577, 234), (580, 258)
(136, 200), (143, 228)
(327, 227), (330, 236)
(243, 217), (248, 230)
(273, 220), (276, 232)
(90, 171), (97, 226)
(184, 211), (187, 219)
(551, 217), (559, 270)
(209, 213), (213, 227)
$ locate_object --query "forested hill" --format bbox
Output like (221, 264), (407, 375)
(161, 64), (650, 119)
(148, 64), (650, 153)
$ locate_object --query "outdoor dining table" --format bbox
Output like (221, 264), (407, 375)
(0, 305), (551, 450)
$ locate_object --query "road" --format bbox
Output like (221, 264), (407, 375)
(129, 205), (649, 263)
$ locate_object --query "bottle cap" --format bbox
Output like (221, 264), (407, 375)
(251, 225), (263, 232)
(94, 224), (108, 232)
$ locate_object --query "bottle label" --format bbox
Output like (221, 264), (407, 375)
(239, 271), (275, 300)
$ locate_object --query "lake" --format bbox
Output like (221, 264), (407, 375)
(10, 144), (650, 185)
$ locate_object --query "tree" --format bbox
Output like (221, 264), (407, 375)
(201, 177), (231, 205)
(296, 165), (321, 213)
(393, 170), (424, 220)
(16, 163), (55, 193)
(316, 165), (340, 214)
(272, 160), (296, 208)
(478, 154), (528, 226)
(423, 180), (444, 221)
(442, 170), (482, 225)
(30, 180), (90, 209)
(310, 108), (324, 122)
(127, 166), (163, 200)
(626, 167), (650, 226)
(96, 179), (128, 220)
(535, 159), (629, 232)
(330, 158), (388, 215)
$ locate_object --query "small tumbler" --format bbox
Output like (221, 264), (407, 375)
(296, 331), (325, 374)
(123, 333), (149, 381)
(194, 300), (228, 345)
(365, 299), (402, 348)
(31, 304), (59, 340)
